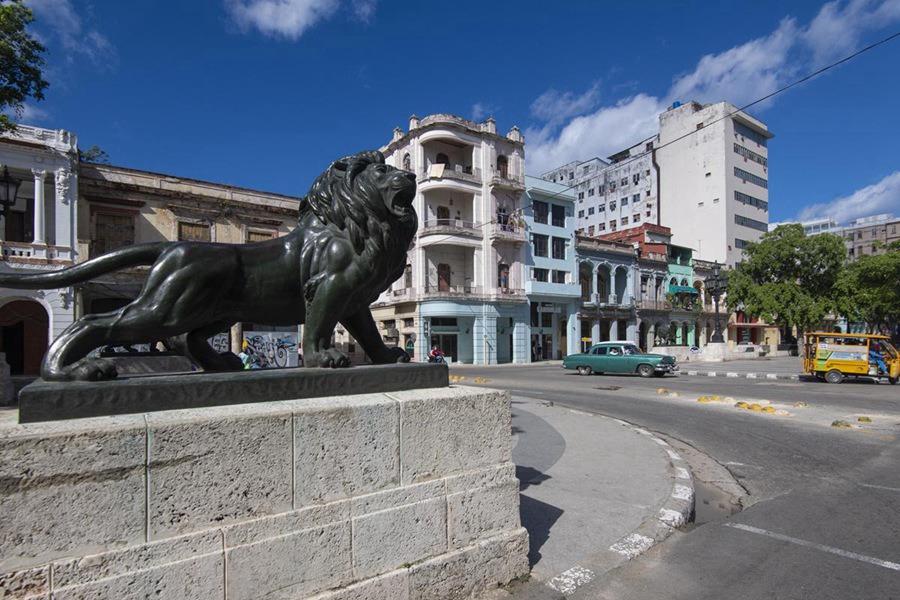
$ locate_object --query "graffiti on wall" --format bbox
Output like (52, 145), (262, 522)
(242, 332), (299, 369)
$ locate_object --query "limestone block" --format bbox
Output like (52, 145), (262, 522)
(351, 481), (447, 580)
(287, 395), (400, 506)
(222, 500), (349, 548)
(388, 386), (511, 484)
(307, 569), (409, 600)
(51, 530), (221, 589)
(225, 521), (351, 600)
(446, 467), (521, 549)
(51, 551), (223, 600)
(0, 415), (146, 572)
(146, 402), (293, 539)
(407, 529), (528, 600)
(0, 564), (48, 598)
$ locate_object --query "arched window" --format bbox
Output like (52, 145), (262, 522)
(436, 153), (450, 166)
(497, 154), (509, 178)
(402, 153), (411, 170)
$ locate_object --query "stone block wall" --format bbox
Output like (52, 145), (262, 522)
(0, 385), (528, 599)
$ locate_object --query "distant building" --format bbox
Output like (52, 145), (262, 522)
(772, 213), (899, 259)
(372, 114), (529, 364)
(543, 100), (773, 267)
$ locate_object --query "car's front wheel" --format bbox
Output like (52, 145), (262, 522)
(637, 364), (655, 378)
(577, 365), (592, 376)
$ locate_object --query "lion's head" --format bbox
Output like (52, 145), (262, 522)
(301, 150), (418, 254)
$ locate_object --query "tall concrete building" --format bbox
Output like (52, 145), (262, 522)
(542, 101), (773, 266)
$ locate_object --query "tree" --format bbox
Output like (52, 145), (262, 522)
(0, 0), (49, 134)
(726, 224), (847, 336)
(835, 243), (900, 336)
(78, 145), (110, 164)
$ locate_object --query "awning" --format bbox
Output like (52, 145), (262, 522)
(669, 285), (699, 295)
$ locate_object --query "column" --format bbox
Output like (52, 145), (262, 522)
(32, 170), (47, 244)
(591, 320), (601, 344)
(609, 319), (619, 341)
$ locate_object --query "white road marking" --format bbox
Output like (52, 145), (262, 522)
(746, 373), (758, 379)
(666, 449), (681, 460)
(727, 372), (739, 378)
(860, 483), (900, 493)
(653, 437), (670, 447)
(659, 508), (687, 527)
(675, 466), (691, 480)
(724, 523), (900, 571)
(547, 566), (595, 594)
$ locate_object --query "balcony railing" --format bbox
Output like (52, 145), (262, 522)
(422, 284), (483, 299)
(488, 223), (525, 241)
(490, 173), (525, 189)
(636, 300), (669, 310)
(1, 242), (75, 263)
(420, 219), (482, 238)
(421, 164), (482, 184)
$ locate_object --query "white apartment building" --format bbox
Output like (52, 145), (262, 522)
(542, 101), (773, 267)
(0, 125), (79, 377)
(373, 115), (530, 364)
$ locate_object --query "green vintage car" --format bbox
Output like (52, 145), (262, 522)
(562, 342), (679, 377)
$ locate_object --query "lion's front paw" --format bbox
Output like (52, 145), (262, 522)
(306, 348), (351, 369)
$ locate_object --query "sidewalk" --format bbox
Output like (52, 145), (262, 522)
(503, 396), (694, 598)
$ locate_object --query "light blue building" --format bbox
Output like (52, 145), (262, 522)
(523, 177), (582, 361)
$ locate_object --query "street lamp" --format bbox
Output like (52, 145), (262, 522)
(705, 261), (727, 343)
(0, 165), (22, 220)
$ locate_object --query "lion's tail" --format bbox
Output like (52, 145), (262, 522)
(0, 242), (171, 289)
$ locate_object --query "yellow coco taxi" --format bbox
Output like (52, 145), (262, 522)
(803, 332), (899, 384)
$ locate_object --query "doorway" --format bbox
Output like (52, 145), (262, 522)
(0, 300), (49, 375)
(437, 263), (451, 292)
(430, 334), (457, 363)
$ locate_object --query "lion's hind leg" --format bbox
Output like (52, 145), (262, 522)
(167, 323), (243, 373)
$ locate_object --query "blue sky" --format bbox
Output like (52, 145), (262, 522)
(17, 0), (900, 225)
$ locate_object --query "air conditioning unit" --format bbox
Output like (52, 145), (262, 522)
(454, 164), (463, 172)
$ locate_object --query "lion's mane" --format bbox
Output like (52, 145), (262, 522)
(299, 150), (416, 263)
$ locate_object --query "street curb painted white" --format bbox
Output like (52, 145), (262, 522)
(681, 371), (802, 380)
(538, 418), (695, 597)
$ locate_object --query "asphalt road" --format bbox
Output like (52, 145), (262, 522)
(452, 360), (900, 600)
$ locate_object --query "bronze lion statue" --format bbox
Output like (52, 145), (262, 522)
(0, 150), (418, 381)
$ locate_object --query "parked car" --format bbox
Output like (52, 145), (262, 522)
(562, 342), (679, 377)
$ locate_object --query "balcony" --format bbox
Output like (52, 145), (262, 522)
(488, 223), (526, 244)
(420, 163), (482, 185)
(420, 219), (483, 239)
(489, 172), (525, 191)
(636, 299), (672, 311)
(1, 242), (75, 264)
(422, 284), (486, 301)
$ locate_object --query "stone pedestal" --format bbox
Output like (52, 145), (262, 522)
(702, 342), (727, 362)
(0, 385), (528, 599)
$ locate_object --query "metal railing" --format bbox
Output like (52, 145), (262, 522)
(420, 220), (482, 237)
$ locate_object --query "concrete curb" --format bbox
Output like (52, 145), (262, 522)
(683, 370), (802, 380)
(530, 418), (695, 598)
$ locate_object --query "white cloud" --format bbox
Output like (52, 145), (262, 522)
(226, 0), (342, 39)
(525, 0), (900, 174)
(529, 82), (601, 125)
(803, 0), (900, 67)
(796, 171), (900, 223)
(26, 0), (116, 67)
(667, 18), (798, 108)
(19, 103), (50, 123)
(471, 102), (497, 121)
(350, 0), (376, 23)
(526, 94), (664, 176)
